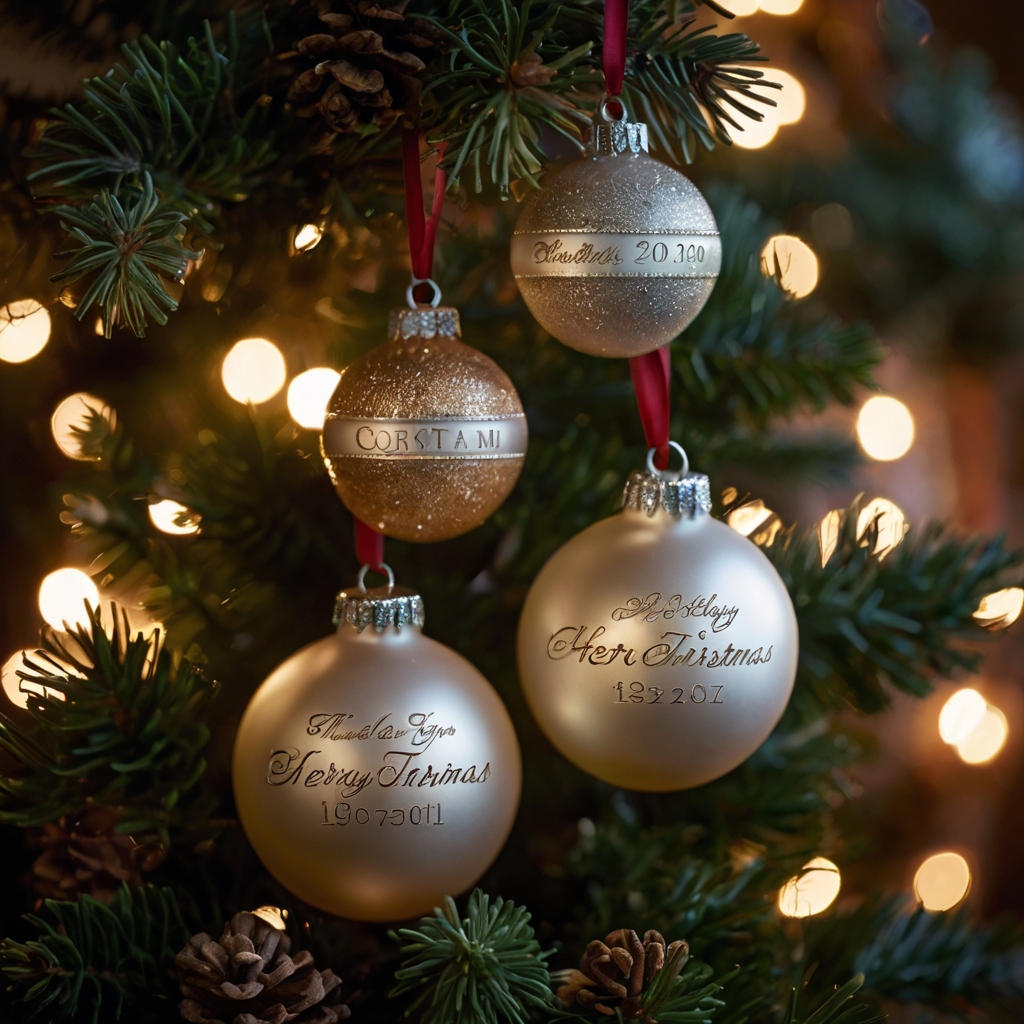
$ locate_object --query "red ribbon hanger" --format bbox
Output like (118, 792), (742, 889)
(353, 130), (448, 570)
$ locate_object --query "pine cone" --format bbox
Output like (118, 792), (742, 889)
(555, 929), (689, 1022)
(282, 1), (438, 140)
(175, 911), (349, 1024)
(27, 807), (165, 906)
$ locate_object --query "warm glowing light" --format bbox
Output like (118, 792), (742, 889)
(914, 852), (971, 911)
(725, 0), (759, 12)
(765, 69), (806, 124)
(856, 498), (907, 559)
(819, 509), (844, 566)
(732, 68), (805, 148)
(221, 338), (287, 405)
(856, 396), (915, 462)
(293, 224), (323, 253)
(0, 299), (51, 363)
(2, 650), (67, 708)
(287, 367), (342, 429)
(761, 235), (819, 298)
(252, 906), (289, 930)
(938, 688), (987, 745)
(956, 705), (1009, 765)
(974, 587), (1024, 630)
(758, 0), (805, 14)
(149, 499), (200, 536)
(778, 857), (841, 918)
(732, 113), (780, 150)
(38, 568), (99, 630)
(51, 393), (113, 461)
(727, 499), (774, 536)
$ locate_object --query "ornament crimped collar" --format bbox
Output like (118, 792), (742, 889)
(387, 306), (460, 342)
(332, 584), (425, 634)
(622, 469), (711, 519)
(591, 119), (649, 157)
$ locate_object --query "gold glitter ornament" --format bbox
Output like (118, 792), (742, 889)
(233, 569), (522, 922)
(517, 445), (797, 791)
(322, 307), (527, 542)
(511, 110), (721, 358)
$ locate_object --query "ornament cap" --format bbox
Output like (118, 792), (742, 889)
(623, 445), (711, 519)
(591, 98), (649, 157)
(387, 306), (460, 342)
(333, 565), (425, 633)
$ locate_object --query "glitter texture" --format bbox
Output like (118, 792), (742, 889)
(514, 150), (720, 357)
(324, 309), (526, 542)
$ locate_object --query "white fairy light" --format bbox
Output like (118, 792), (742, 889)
(778, 857), (841, 918)
(287, 367), (342, 429)
(38, 568), (99, 630)
(856, 396), (915, 462)
(149, 499), (200, 536)
(914, 852), (971, 912)
(761, 235), (819, 298)
(221, 338), (287, 405)
(0, 299), (51, 363)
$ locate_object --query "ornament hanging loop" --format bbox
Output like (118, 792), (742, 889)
(647, 440), (689, 481)
(357, 561), (396, 593)
(597, 93), (629, 123)
(406, 276), (442, 309)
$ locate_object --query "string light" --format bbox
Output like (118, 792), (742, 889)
(973, 587), (1024, 630)
(956, 705), (1008, 765)
(287, 367), (342, 429)
(778, 857), (842, 918)
(856, 396), (915, 461)
(221, 338), (287, 405)
(760, 235), (819, 298)
(727, 499), (774, 536)
(733, 69), (806, 149)
(769, 70), (806, 124)
(758, 0), (805, 14)
(818, 509), (843, 566)
(38, 568), (98, 630)
(938, 688), (988, 745)
(293, 224), (323, 253)
(2, 651), (66, 708)
(0, 299), (51, 363)
(149, 499), (200, 535)
(856, 498), (907, 559)
(51, 393), (112, 461)
(914, 852), (971, 911)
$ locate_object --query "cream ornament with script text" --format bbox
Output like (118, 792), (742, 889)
(517, 447), (798, 790)
(322, 306), (526, 542)
(233, 569), (521, 922)
(511, 108), (721, 358)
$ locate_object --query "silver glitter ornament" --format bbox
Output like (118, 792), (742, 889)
(233, 570), (522, 921)
(517, 448), (797, 791)
(511, 110), (721, 358)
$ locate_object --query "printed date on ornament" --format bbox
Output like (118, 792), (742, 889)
(614, 681), (724, 704)
(321, 801), (445, 826)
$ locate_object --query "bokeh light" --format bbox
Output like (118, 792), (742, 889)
(725, 0), (759, 12)
(732, 112), (779, 150)
(938, 688), (988, 745)
(758, 0), (804, 12)
(733, 69), (805, 149)
(760, 235), (819, 298)
(956, 705), (1009, 765)
(819, 509), (844, 566)
(222, 338), (287, 405)
(2, 650), (66, 708)
(252, 906), (289, 930)
(293, 224), (323, 253)
(0, 299), (51, 363)
(287, 367), (342, 429)
(769, 70), (806, 124)
(149, 499), (200, 536)
(914, 852), (971, 911)
(856, 498), (907, 559)
(778, 857), (842, 918)
(51, 393), (112, 461)
(38, 568), (98, 630)
(856, 396), (915, 461)
(727, 499), (774, 536)
(973, 587), (1024, 630)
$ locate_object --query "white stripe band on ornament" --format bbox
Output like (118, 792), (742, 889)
(322, 416), (528, 460)
(511, 231), (722, 279)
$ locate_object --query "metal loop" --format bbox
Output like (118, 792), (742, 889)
(406, 277), (442, 309)
(647, 441), (690, 481)
(598, 93), (629, 124)
(357, 562), (395, 593)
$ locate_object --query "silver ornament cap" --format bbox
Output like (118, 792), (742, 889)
(333, 566), (426, 634)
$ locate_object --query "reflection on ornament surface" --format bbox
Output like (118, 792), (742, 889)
(38, 568), (98, 630)
(973, 586), (1024, 630)
(914, 852), (971, 911)
(149, 499), (200, 536)
(778, 857), (841, 918)
(955, 705), (1008, 764)
(760, 235), (819, 298)
(938, 688), (987, 745)
(51, 393), (112, 461)
(856, 396), (915, 461)
(288, 367), (341, 429)
(222, 338), (287, 405)
(0, 299), (51, 363)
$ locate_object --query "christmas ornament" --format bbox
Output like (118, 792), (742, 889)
(233, 568), (522, 922)
(322, 305), (527, 542)
(176, 910), (349, 1024)
(517, 444), (797, 791)
(511, 104), (721, 358)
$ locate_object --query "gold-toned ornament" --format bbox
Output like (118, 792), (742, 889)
(322, 306), (527, 542)
(511, 105), (721, 358)
(517, 444), (797, 791)
(233, 567), (522, 922)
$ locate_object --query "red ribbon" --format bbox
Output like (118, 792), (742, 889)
(354, 516), (385, 570)
(603, 0), (628, 98)
(630, 348), (671, 470)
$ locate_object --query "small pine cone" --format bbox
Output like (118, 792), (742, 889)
(175, 911), (349, 1024)
(27, 806), (165, 906)
(280, 1), (438, 141)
